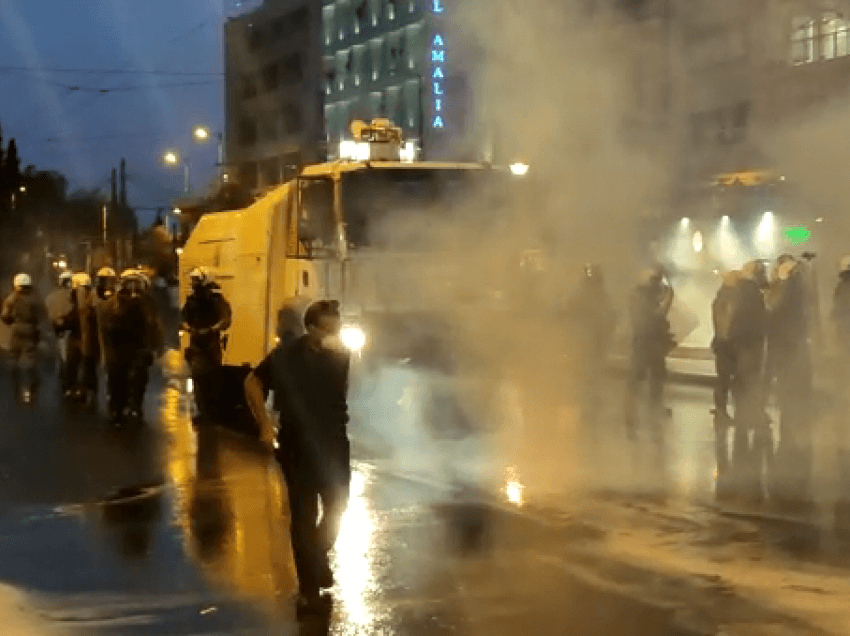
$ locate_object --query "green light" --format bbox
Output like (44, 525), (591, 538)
(783, 226), (811, 245)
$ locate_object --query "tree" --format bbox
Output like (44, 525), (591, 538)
(4, 138), (20, 191)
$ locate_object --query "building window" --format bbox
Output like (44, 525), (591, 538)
(280, 53), (304, 85)
(791, 14), (850, 65)
(261, 116), (278, 141)
(690, 101), (750, 148)
(261, 157), (280, 187)
(791, 17), (816, 65)
(324, 5), (335, 45)
(262, 63), (279, 91)
(241, 75), (257, 99)
(248, 26), (264, 50)
(238, 118), (257, 147)
(370, 38), (384, 81)
(409, 0), (416, 13)
(239, 162), (258, 189)
(821, 13), (850, 59)
(387, 0), (396, 21)
(354, 0), (367, 34)
(282, 103), (303, 134)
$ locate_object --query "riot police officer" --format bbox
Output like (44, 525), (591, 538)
(100, 270), (163, 425)
(765, 255), (813, 508)
(1, 273), (47, 403)
(564, 264), (616, 425)
(46, 271), (74, 394)
(624, 266), (675, 441)
(181, 267), (232, 424)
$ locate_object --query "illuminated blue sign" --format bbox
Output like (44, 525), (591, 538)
(431, 26), (445, 129)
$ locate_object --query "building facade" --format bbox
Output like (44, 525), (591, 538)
(619, 0), (850, 212)
(225, 0), (480, 191)
(321, 0), (475, 160)
(224, 0), (324, 191)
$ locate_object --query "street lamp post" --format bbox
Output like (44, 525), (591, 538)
(163, 149), (191, 195)
(193, 125), (225, 180)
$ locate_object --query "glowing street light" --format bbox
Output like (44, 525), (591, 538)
(163, 150), (181, 166)
(193, 125), (211, 142)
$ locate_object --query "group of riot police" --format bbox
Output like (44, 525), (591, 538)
(2, 267), (164, 424)
(563, 252), (832, 508)
(708, 255), (816, 505)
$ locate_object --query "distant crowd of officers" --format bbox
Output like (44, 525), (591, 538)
(565, 252), (850, 509)
(2, 267), (164, 424)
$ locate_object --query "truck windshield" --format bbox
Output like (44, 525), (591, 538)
(341, 168), (498, 249)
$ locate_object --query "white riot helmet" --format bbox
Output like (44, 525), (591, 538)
(97, 267), (117, 280)
(189, 266), (212, 287)
(71, 272), (92, 289)
(840, 255), (850, 275)
(13, 273), (32, 289)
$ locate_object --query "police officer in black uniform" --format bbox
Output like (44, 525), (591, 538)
(181, 267), (232, 425)
(244, 300), (351, 615)
(100, 270), (163, 425)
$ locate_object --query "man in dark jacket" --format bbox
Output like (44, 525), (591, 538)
(1, 273), (47, 403)
(244, 300), (351, 615)
(181, 267), (232, 424)
(100, 270), (164, 425)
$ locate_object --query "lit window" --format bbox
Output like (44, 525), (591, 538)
(791, 17), (816, 65)
(339, 79), (345, 90)
(410, 0), (415, 12)
(372, 70), (378, 80)
(355, 74), (361, 86)
(387, 1), (395, 20)
(821, 14), (850, 59)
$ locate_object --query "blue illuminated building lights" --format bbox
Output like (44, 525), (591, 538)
(430, 0), (445, 130)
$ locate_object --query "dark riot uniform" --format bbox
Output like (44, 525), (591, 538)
(765, 265), (813, 506)
(1, 287), (47, 397)
(254, 335), (351, 597)
(100, 285), (163, 422)
(832, 270), (850, 526)
(564, 272), (616, 425)
(624, 277), (675, 440)
(181, 283), (232, 424)
(76, 286), (101, 402)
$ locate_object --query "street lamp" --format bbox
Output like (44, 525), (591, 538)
(193, 124), (225, 178)
(162, 149), (191, 195)
(509, 162), (530, 177)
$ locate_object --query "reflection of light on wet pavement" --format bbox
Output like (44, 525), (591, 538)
(332, 468), (377, 627)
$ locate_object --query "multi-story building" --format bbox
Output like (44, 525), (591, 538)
(225, 0), (481, 191)
(320, 0), (476, 160)
(619, 0), (850, 211)
(224, 0), (324, 190)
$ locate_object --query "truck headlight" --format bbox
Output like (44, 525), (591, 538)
(340, 325), (367, 353)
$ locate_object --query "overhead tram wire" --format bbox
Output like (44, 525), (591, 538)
(0, 65), (222, 77)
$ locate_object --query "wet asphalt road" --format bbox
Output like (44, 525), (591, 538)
(0, 355), (729, 635)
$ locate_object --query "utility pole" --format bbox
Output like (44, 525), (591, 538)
(108, 168), (117, 253)
(119, 158), (127, 207)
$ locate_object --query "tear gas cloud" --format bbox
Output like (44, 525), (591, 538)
(349, 1), (676, 499)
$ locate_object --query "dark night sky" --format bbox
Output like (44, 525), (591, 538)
(0, 0), (256, 226)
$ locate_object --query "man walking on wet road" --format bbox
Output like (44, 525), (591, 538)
(244, 300), (351, 614)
